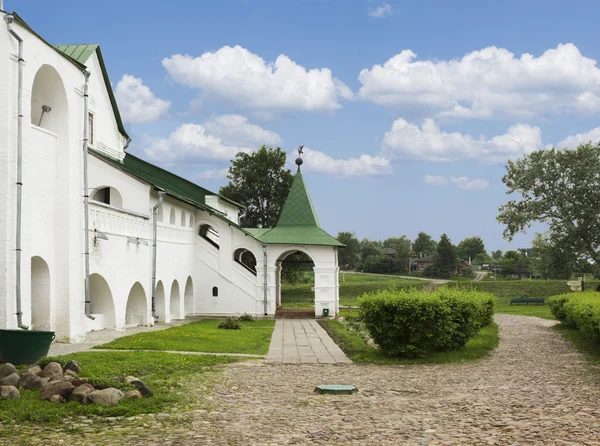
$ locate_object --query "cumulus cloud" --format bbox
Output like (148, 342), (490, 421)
(382, 118), (543, 162)
(115, 75), (171, 123)
(300, 147), (392, 177)
(196, 168), (229, 180)
(422, 175), (489, 190)
(556, 126), (600, 148)
(368, 2), (393, 17)
(359, 43), (600, 119)
(203, 114), (282, 147)
(163, 45), (352, 113)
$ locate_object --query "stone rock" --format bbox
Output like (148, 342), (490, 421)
(19, 372), (46, 390)
(0, 385), (19, 400)
(27, 365), (42, 376)
(42, 362), (64, 381)
(130, 379), (153, 397)
(65, 360), (82, 375)
(72, 384), (94, 403)
(0, 372), (20, 387)
(48, 374), (68, 383)
(124, 390), (143, 400)
(87, 388), (124, 407)
(0, 363), (17, 379)
(69, 377), (89, 387)
(40, 381), (74, 401)
(64, 369), (78, 378)
(49, 394), (64, 404)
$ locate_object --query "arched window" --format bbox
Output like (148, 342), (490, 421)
(169, 207), (176, 225)
(92, 187), (123, 208)
(31, 65), (67, 134)
(157, 205), (164, 222)
(212, 286), (218, 297)
(198, 224), (219, 250)
(233, 248), (257, 275)
(180, 210), (186, 227)
(188, 214), (195, 228)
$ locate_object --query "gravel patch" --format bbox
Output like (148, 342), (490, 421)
(5, 314), (600, 445)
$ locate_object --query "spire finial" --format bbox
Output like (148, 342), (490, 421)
(295, 145), (304, 172)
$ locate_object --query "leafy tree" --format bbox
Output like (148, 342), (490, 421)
(219, 146), (292, 228)
(434, 234), (457, 278)
(362, 255), (398, 274)
(281, 252), (313, 284)
(531, 233), (573, 279)
(498, 142), (600, 264)
(472, 252), (493, 266)
(359, 239), (380, 260)
(383, 236), (412, 272)
(456, 236), (486, 261)
(491, 250), (503, 260)
(500, 250), (531, 277)
(412, 232), (437, 257)
(337, 232), (360, 268)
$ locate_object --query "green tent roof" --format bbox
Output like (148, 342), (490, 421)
(54, 44), (129, 140)
(244, 171), (343, 247)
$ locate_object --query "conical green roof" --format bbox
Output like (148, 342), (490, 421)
(276, 172), (320, 227)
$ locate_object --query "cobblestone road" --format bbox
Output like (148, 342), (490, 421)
(7, 314), (600, 445)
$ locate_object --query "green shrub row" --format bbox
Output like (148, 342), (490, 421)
(548, 292), (600, 341)
(358, 287), (494, 358)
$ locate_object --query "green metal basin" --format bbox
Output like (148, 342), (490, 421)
(0, 329), (55, 365)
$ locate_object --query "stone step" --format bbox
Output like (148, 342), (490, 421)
(275, 308), (315, 319)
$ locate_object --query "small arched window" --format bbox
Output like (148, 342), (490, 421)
(233, 248), (257, 275)
(169, 207), (176, 225)
(180, 210), (186, 227)
(92, 187), (123, 208)
(199, 224), (220, 250)
(189, 214), (195, 228)
(157, 205), (164, 222)
(212, 286), (218, 297)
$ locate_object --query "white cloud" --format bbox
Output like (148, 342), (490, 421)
(359, 43), (600, 119)
(203, 114), (282, 147)
(163, 45), (352, 113)
(300, 147), (392, 177)
(422, 175), (489, 190)
(382, 118), (542, 162)
(368, 2), (393, 17)
(115, 75), (171, 123)
(196, 168), (229, 180)
(556, 126), (600, 148)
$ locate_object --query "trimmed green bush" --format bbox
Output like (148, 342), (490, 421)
(218, 317), (242, 330)
(358, 287), (494, 358)
(237, 313), (255, 322)
(563, 294), (600, 343)
(547, 293), (578, 325)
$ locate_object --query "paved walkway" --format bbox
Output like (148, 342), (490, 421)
(267, 319), (352, 364)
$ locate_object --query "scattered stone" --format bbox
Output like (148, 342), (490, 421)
(27, 365), (42, 376)
(49, 394), (64, 404)
(130, 379), (153, 397)
(65, 360), (82, 375)
(64, 369), (78, 378)
(71, 384), (94, 403)
(124, 390), (143, 400)
(69, 377), (89, 387)
(18, 372), (46, 390)
(40, 381), (74, 401)
(0, 363), (17, 379)
(41, 362), (63, 381)
(87, 388), (124, 407)
(0, 372), (20, 387)
(0, 385), (19, 400)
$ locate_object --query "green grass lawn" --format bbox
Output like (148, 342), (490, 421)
(95, 319), (275, 355)
(319, 319), (499, 365)
(281, 273), (427, 308)
(0, 351), (239, 425)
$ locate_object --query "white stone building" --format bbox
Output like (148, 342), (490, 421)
(0, 11), (342, 343)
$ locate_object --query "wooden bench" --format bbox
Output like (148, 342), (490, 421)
(509, 297), (545, 306)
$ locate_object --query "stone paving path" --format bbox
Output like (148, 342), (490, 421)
(266, 319), (352, 364)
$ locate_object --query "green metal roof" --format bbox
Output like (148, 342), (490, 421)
(54, 44), (130, 140)
(243, 171), (343, 247)
(276, 172), (320, 227)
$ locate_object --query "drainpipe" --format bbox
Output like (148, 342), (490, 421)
(123, 136), (132, 151)
(151, 190), (165, 320)
(6, 15), (28, 329)
(82, 70), (94, 321)
(262, 244), (268, 315)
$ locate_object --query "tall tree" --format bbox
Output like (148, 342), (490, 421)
(383, 236), (412, 272)
(531, 233), (575, 279)
(456, 236), (486, 261)
(434, 234), (457, 277)
(492, 250), (503, 260)
(500, 250), (531, 276)
(412, 232), (437, 257)
(498, 142), (600, 264)
(219, 146), (292, 228)
(359, 239), (380, 260)
(337, 232), (360, 268)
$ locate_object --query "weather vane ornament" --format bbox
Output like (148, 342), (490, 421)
(295, 145), (304, 172)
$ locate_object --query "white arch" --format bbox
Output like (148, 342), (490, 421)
(169, 207), (176, 225)
(170, 280), (182, 320)
(89, 273), (116, 329)
(188, 214), (195, 228)
(125, 282), (148, 327)
(31, 256), (51, 331)
(155, 280), (166, 322)
(180, 210), (186, 227)
(273, 245), (316, 265)
(31, 64), (68, 135)
(91, 186), (123, 208)
(184, 276), (194, 316)
(157, 205), (164, 222)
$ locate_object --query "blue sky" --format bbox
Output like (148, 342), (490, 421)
(13, 0), (600, 251)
